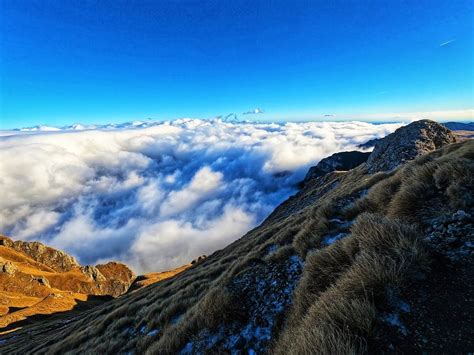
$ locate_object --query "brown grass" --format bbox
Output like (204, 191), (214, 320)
(275, 213), (426, 354)
(129, 264), (192, 292)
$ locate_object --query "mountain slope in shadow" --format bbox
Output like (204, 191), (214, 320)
(1, 120), (472, 353)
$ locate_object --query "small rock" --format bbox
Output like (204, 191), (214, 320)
(0, 260), (17, 275)
(33, 276), (51, 288)
(453, 210), (471, 221)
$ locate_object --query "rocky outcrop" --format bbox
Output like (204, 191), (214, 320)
(95, 262), (136, 297)
(366, 120), (457, 173)
(191, 255), (207, 264)
(80, 265), (106, 282)
(302, 151), (370, 184)
(0, 236), (79, 272)
(33, 275), (51, 288)
(0, 258), (17, 275)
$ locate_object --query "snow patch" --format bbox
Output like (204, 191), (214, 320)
(323, 232), (348, 245)
(266, 244), (278, 255)
(179, 255), (304, 353)
(381, 313), (408, 336)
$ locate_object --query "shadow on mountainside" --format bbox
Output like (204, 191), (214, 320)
(370, 210), (474, 352)
(0, 295), (113, 336)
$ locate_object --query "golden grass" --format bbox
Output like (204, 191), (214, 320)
(130, 264), (192, 292)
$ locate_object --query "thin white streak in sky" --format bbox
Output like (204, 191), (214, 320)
(440, 39), (455, 47)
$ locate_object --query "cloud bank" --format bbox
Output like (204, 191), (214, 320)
(0, 119), (401, 273)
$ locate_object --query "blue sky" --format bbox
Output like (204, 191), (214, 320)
(1, 0), (473, 129)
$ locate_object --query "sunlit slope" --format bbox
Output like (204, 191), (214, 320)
(0, 236), (135, 332)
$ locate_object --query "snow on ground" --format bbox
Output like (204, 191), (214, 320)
(180, 255), (304, 354)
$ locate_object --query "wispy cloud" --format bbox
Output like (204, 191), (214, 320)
(243, 108), (265, 115)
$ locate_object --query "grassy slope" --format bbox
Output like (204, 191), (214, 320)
(1, 140), (472, 354)
(128, 264), (192, 293)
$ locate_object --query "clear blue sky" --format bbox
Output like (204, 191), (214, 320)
(1, 0), (473, 128)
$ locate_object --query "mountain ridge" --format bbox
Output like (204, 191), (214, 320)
(1, 120), (472, 353)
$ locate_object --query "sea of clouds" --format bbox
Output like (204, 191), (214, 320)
(0, 119), (402, 273)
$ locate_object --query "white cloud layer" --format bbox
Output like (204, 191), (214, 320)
(0, 119), (401, 273)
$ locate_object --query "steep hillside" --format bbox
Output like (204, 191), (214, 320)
(1, 120), (472, 353)
(0, 236), (135, 332)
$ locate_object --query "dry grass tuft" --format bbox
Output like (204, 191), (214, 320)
(275, 213), (426, 354)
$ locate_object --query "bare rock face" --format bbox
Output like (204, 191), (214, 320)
(0, 235), (136, 298)
(0, 257), (17, 275)
(0, 235), (79, 272)
(366, 120), (457, 173)
(95, 262), (136, 297)
(302, 151), (370, 184)
(80, 265), (107, 282)
(96, 262), (136, 283)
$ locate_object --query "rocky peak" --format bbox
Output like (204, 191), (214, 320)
(0, 235), (79, 272)
(366, 119), (457, 173)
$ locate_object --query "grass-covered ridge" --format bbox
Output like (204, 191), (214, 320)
(1, 140), (472, 354)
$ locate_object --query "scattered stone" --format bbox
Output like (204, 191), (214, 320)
(425, 211), (473, 262)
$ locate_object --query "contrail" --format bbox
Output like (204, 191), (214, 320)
(440, 39), (455, 47)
